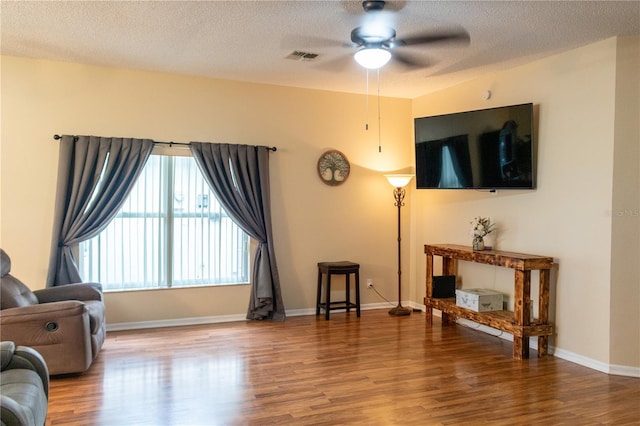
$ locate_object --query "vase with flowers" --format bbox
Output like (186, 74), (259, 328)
(470, 216), (495, 251)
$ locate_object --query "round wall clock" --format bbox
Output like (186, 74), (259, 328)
(317, 149), (350, 186)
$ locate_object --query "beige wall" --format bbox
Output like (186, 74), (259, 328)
(0, 56), (413, 324)
(610, 36), (640, 368)
(410, 37), (639, 369)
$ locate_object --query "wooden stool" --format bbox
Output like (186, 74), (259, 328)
(316, 261), (361, 320)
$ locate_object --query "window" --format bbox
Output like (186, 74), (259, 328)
(79, 154), (250, 291)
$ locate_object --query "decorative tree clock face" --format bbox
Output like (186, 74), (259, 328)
(317, 150), (350, 186)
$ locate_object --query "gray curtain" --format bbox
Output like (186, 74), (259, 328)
(47, 135), (154, 286)
(190, 142), (285, 321)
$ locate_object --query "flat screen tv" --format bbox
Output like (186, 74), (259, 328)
(414, 103), (535, 190)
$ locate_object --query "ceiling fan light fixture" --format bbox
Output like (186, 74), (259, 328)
(354, 47), (391, 69)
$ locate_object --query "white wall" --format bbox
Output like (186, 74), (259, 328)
(410, 37), (639, 370)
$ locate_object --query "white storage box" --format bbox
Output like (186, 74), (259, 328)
(456, 289), (503, 312)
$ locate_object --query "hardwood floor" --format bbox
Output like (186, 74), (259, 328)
(46, 309), (640, 425)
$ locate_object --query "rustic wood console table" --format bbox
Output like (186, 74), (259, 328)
(424, 244), (555, 360)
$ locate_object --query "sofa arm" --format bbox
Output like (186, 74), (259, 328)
(34, 282), (103, 303)
(1, 395), (32, 426)
(0, 301), (87, 344)
(0, 341), (16, 370)
(0, 342), (49, 397)
(0, 302), (93, 375)
(0, 300), (86, 321)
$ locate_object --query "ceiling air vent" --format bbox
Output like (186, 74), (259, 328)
(286, 50), (319, 61)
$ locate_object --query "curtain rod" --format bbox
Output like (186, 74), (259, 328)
(53, 134), (277, 152)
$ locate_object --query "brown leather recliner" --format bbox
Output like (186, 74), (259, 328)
(0, 249), (105, 375)
(1, 341), (49, 426)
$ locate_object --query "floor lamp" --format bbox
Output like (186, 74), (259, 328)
(384, 174), (414, 316)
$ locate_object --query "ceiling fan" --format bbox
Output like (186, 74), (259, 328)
(347, 0), (470, 70)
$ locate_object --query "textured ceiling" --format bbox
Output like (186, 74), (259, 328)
(1, 1), (639, 98)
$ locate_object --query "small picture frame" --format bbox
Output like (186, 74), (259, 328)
(317, 149), (350, 186)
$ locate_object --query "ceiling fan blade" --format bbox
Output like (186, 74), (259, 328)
(391, 50), (430, 70)
(395, 30), (470, 47)
(316, 53), (356, 72)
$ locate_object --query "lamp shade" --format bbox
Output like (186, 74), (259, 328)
(354, 48), (392, 69)
(384, 174), (414, 188)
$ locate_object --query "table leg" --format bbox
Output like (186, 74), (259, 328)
(325, 273), (331, 320)
(316, 270), (322, 316)
(538, 268), (551, 356)
(514, 270), (531, 359)
(345, 273), (351, 314)
(425, 253), (434, 324)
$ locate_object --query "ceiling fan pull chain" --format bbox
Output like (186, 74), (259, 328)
(377, 68), (382, 153)
(365, 68), (369, 131)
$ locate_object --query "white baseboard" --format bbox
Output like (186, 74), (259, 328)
(107, 302), (640, 378)
(552, 347), (640, 378)
(608, 363), (640, 378)
(106, 303), (390, 331)
(107, 313), (247, 331)
(284, 302), (391, 318)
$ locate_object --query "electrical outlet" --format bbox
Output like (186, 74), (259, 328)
(366, 278), (373, 288)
